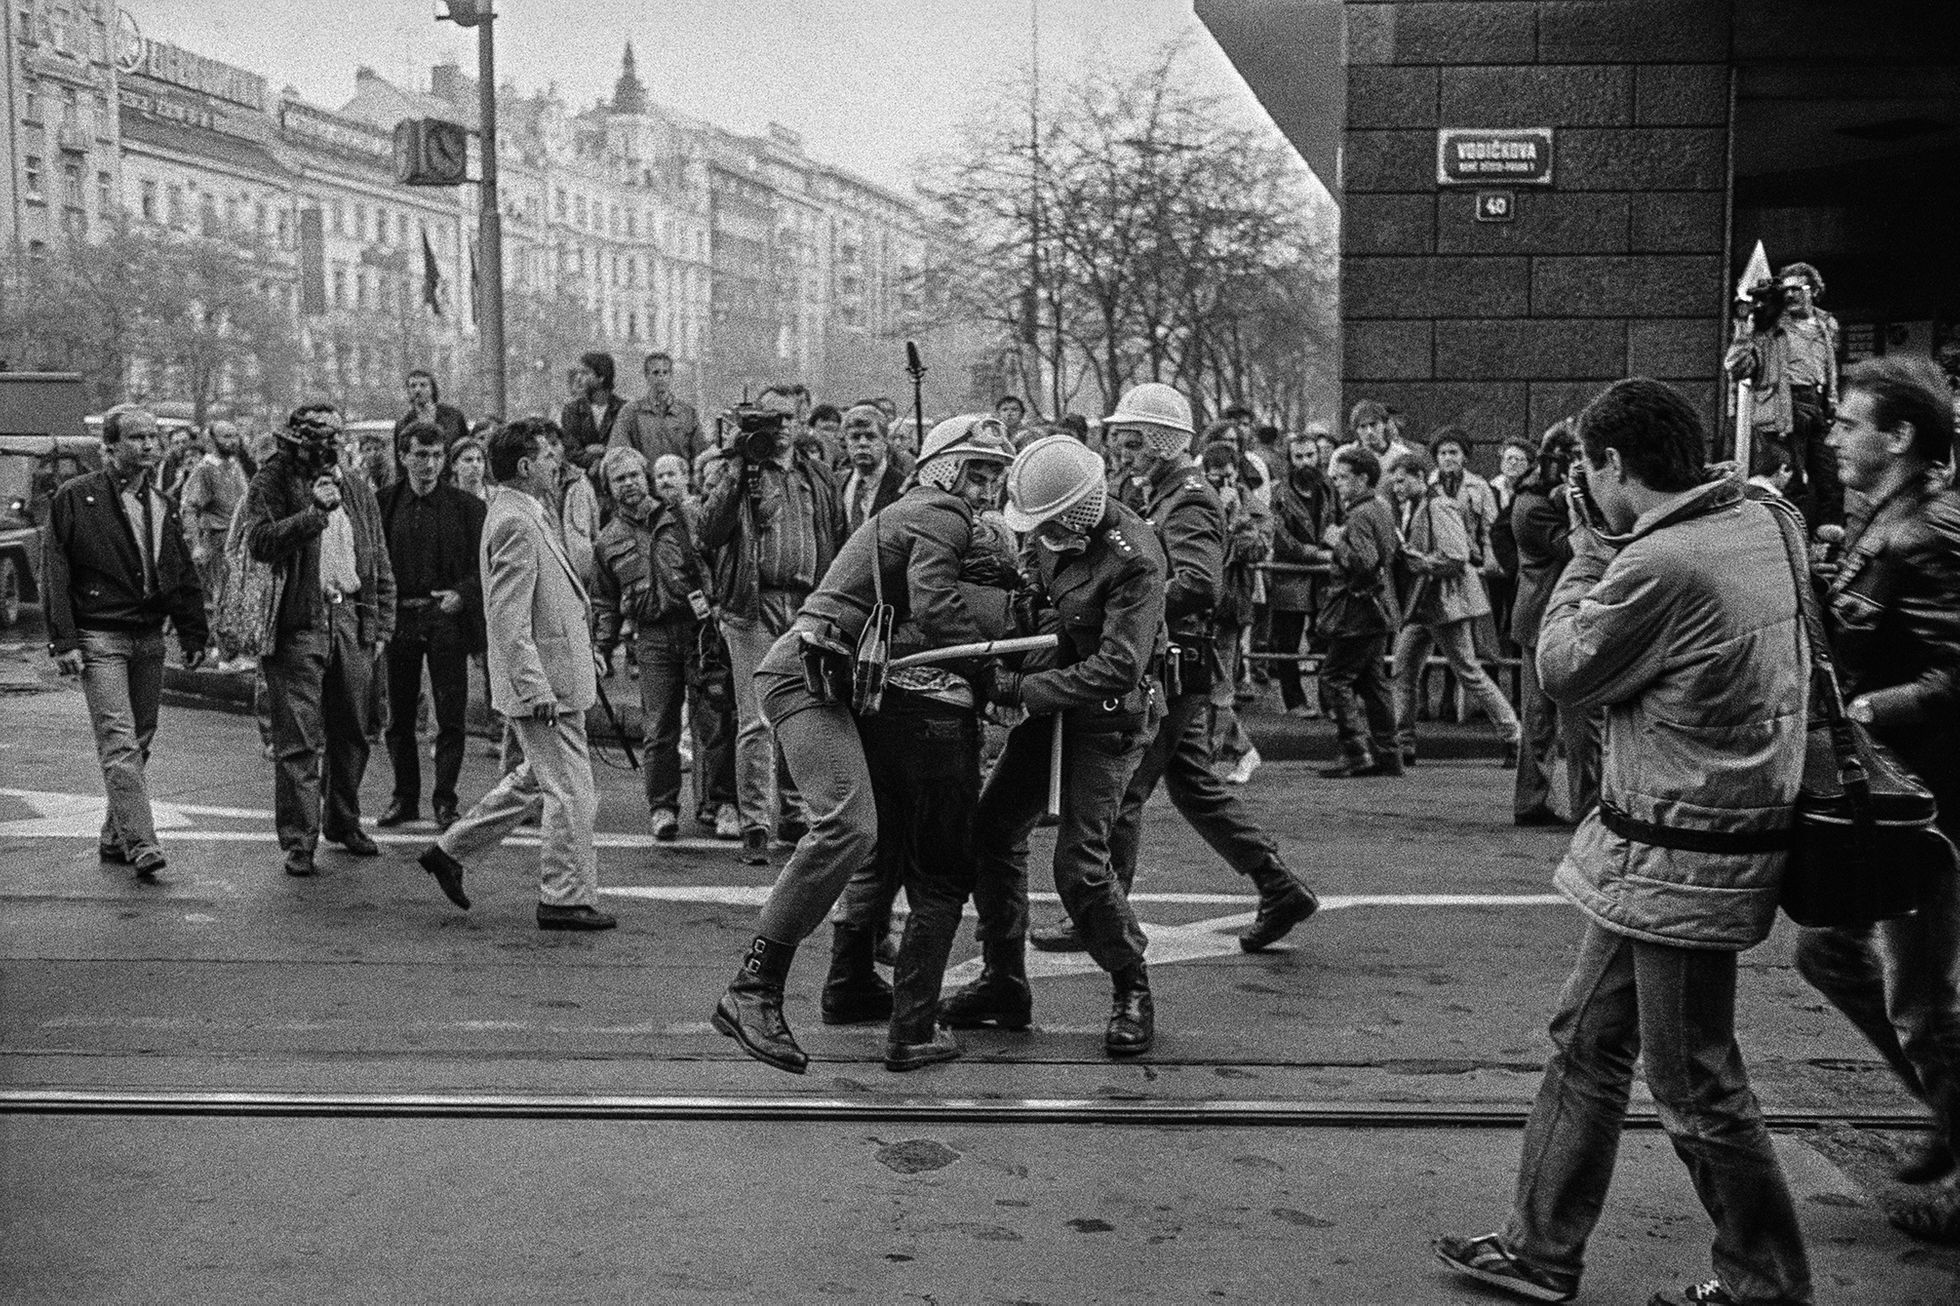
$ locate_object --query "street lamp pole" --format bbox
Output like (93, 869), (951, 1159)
(475, 7), (506, 416)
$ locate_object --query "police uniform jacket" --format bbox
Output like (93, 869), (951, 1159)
(1015, 500), (1168, 722)
(797, 486), (993, 661)
(1139, 456), (1224, 648)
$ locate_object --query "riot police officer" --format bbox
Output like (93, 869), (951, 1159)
(1035, 382), (1319, 954)
(943, 434), (1168, 1057)
(711, 417), (1015, 1075)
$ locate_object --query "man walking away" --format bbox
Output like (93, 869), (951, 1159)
(43, 405), (208, 878)
(1436, 377), (1812, 1306)
(417, 419), (615, 932)
(376, 421), (486, 832)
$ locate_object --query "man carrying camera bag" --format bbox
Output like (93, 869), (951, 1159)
(696, 385), (844, 863)
(1795, 354), (1960, 1241)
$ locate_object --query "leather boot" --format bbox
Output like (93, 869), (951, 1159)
(1105, 963), (1154, 1057)
(883, 917), (963, 1073)
(712, 935), (809, 1074)
(821, 923), (893, 1025)
(938, 939), (1033, 1030)
(1238, 862), (1320, 953)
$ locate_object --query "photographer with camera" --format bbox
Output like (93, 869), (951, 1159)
(1725, 261), (1842, 527)
(242, 403), (396, 879)
(697, 384), (845, 864)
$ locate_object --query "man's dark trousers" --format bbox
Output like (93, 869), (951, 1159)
(836, 692), (983, 999)
(263, 601), (373, 853)
(1319, 632), (1396, 764)
(384, 601), (469, 817)
(971, 714), (1150, 974)
(1109, 689), (1280, 893)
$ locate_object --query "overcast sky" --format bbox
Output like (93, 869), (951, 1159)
(123, 0), (1301, 196)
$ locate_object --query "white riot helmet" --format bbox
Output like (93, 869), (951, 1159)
(916, 414), (1014, 492)
(1107, 381), (1195, 459)
(1003, 434), (1108, 535)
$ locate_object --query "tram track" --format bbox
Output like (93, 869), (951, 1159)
(0, 1087), (1930, 1130)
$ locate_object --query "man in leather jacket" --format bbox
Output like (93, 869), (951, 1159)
(1795, 353), (1960, 1238)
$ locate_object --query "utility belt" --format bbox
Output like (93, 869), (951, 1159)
(1161, 632), (1214, 699)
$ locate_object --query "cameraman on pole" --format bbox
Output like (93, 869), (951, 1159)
(1725, 261), (1842, 527)
(696, 384), (845, 864)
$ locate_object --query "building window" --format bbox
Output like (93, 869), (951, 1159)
(332, 266), (347, 309)
(199, 191), (217, 232)
(97, 169), (110, 211)
(277, 209), (290, 248)
(555, 187), (567, 219)
(21, 80), (39, 124)
(24, 155), (43, 200)
(255, 202), (268, 234)
(354, 204), (366, 241)
(331, 200), (344, 235)
(397, 214), (408, 244)
(356, 272), (368, 311)
(167, 184), (184, 227)
(63, 160), (83, 208)
(139, 179), (156, 219)
(574, 195), (586, 226)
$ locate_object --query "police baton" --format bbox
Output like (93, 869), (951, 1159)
(592, 673), (640, 770)
(887, 634), (1059, 670)
(1047, 712), (1064, 820)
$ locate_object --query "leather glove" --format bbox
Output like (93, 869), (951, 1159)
(1009, 584), (1046, 635)
(983, 667), (1025, 708)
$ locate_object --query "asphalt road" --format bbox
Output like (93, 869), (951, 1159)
(2, 629), (1954, 1304)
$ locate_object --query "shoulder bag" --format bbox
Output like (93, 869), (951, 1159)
(1767, 498), (1957, 928)
(208, 497), (284, 660)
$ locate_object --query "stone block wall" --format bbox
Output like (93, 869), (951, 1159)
(1342, 0), (1733, 459)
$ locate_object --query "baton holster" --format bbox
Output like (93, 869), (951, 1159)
(798, 623), (854, 706)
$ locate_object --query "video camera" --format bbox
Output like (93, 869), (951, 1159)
(727, 404), (788, 465)
(1738, 278), (1794, 335)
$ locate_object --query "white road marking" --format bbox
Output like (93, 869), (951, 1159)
(2, 788), (1570, 976)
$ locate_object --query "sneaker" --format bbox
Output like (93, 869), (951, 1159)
(1648, 1282), (1738, 1306)
(714, 804), (742, 840)
(1434, 1234), (1576, 1303)
(1224, 745), (1262, 785)
(130, 846), (167, 878)
(650, 808), (680, 842)
(740, 828), (771, 866)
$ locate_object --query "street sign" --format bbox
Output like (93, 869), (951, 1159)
(1475, 190), (1516, 222)
(1438, 128), (1554, 186)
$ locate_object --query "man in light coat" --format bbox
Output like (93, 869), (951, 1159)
(1437, 378), (1812, 1306)
(1387, 450), (1520, 766)
(417, 417), (615, 931)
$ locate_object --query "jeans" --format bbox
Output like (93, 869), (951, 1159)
(1392, 617), (1520, 749)
(1505, 921), (1812, 1304)
(1110, 690), (1281, 893)
(1319, 632), (1396, 765)
(634, 619), (694, 815)
(753, 631), (877, 945)
(720, 591), (804, 836)
(971, 713), (1150, 975)
(77, 627), (166, 856)
(437, 709), (600, 908)
(1513, 642), (1560, 817)
(1794, 859), (1960, 1155)
(261, 603), (373, 853)
(384, 607), (469, 814)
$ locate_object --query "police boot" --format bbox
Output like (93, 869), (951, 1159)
(884, 920), (963, 1073)
(712, 935), (809, 1075)
(821, 923), (894, 1025)
(1105, 963), (1154, 1057)
(1238, 862), (1320, 953)
(938, 939), (1033, 1031)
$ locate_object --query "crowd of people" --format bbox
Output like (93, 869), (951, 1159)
(38, 327), (1960, 1297)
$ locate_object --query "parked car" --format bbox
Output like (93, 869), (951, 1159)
(0, 432), (102, 626)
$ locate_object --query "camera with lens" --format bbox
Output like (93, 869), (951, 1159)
(728, 404), (787, 465)
(1739, 278), (1790, 334)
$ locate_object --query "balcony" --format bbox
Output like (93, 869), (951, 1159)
(56, 121), (92, 154)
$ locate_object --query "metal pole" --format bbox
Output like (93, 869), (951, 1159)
(476, 6), (507, 416)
